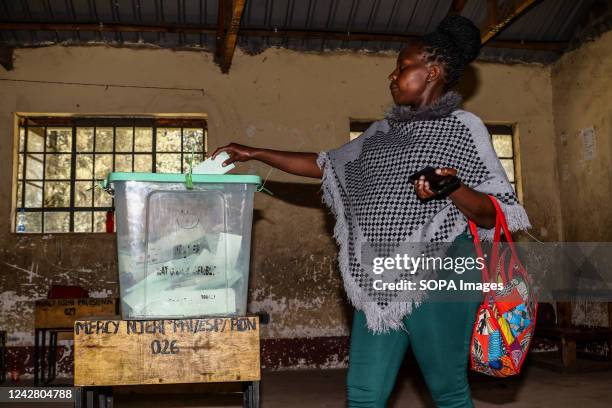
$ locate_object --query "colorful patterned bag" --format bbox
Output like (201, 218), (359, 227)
(468, 195), (538, 377)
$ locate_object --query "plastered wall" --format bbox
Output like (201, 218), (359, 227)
(0, 45), (561, 369)
(552, 30), (612, 242)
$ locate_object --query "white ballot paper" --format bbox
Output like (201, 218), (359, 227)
(121, 232), (243, 317)
(192, 151), (235, 174)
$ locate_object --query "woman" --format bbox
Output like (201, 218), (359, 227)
(213, 15), (530, 408)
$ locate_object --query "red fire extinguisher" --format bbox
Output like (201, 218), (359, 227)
(106, 210), (114, 233)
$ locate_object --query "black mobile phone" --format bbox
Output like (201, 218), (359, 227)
(408, 166), (461, 198)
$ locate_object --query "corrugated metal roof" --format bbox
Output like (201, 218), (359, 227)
(0, 0), (600, 63)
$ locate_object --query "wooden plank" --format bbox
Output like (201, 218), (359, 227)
(0, 22), (217, 35)
(35, 298), (118, 329)
(215, 0), (227, 58)
(74, 317), (260, 386)
(480, 0), (540, 45)
(0, 22), (567, 51)
(556, 301), (572, 328)
(0, 46), (13, 71)
(220, 0), (246, 73)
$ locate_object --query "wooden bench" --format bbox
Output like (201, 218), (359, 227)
(535, 301), (612, 369)
(73, 316), (261, 408)
(33, 298), (118, 385)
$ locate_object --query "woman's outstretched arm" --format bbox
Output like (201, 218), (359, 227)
(211, 143), (323, 179)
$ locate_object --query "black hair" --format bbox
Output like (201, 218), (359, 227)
(420, 15), (481, 90)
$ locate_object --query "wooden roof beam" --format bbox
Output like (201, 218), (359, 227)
(220, 0), (245, 74)
(215, 0), (227, 59)
(0, 20), (568, 52)
(480, 0), (541, 44)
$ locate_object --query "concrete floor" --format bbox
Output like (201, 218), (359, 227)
(110, 364), (612, 407)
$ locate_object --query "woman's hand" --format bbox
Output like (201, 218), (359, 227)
(211, 143), (256, 167)
(413, 167), (457, 200)
(412, 167), (496, 229)
(210, 143), (323, 178)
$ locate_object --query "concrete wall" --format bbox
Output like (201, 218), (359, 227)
(552, 30), (612, 242)
(0, 45), (560, 374)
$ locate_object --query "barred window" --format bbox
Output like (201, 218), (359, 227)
(349, 120), (520, 198)
(14, 116), (207, 233)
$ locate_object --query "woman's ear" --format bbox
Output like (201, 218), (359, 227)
(426, 64), (443, 83)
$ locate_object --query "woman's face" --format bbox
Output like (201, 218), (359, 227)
(388, 43), (438, 107)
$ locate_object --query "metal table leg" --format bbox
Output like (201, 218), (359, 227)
(40, 329), (47, 385)
(47, 331), (58, 384)
(0, 331), (6, 384)
(243, 381), (260, 408)
(33, 329), (40, 386)
(74, 387), (83, 408)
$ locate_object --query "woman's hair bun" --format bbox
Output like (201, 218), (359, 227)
(436, 15), (481, 63)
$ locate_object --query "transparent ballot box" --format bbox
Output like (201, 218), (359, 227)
(106, 172), (261, 319)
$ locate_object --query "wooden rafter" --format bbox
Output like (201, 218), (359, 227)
(0, 46), (13, 71)
(215, 0), (227, 59)
(220, 0), (246, 73)
(448, 0), (468, 15)
(480, 0), (540, 44)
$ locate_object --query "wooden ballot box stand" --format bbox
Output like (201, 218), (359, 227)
(73, 316), (261, 408)
(33, 298), (118, 385)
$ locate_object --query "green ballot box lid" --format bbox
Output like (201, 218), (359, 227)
(104, 172), (262, 188)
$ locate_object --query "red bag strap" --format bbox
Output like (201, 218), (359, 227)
(468, 195), (527, 283)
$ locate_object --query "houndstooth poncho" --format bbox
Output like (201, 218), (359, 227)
(316, 91), (531, 333)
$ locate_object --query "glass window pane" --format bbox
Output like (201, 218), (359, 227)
(46, 128), (72, 153)
(76, 154), (93, 179)
(94, 185), (112, 207)
(156, 153), (182, 173)
(95, 128), (114, 152)
(94, 154), (113, 179)
(74, 212), (92, 233)
(25, 154), (44, 179)
(17, 154), (24, 179)
(44, 212), (70, 233)
(77, 127), (94, 152)
(156, 128), (181, 152)
(115, 154), (133, 172)
(75, 181), (93, 207)
(183, 154), (204, 172)
(350, 131), (361, 141)
(94, 211), (108, 233)
(116, 127), (133, 152)
(492, 134), (513, 158)
(25, 182), (43, 207)
(134, 155), (152, 172)
(44, 182), (71, 207)
(27, 127), (45, 152)
(23, 212), (42, 233)
(500, 159), (515, 182)
(183, 128), (204, 152)
(135, 128), (152, 152)
(45, 154), (72, 180)
(19, 128), (25, 152)
(16, 182), (22, 208)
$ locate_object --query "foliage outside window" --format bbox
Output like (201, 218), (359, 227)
(15, 117), (207, 233)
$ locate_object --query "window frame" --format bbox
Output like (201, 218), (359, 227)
(12, 115), (207, 234)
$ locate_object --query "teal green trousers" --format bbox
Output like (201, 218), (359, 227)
(347, 232), (481, 408)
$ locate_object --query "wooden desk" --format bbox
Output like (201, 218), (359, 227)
(73, 316), (260, 408)
(33, 298), (118, 386)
